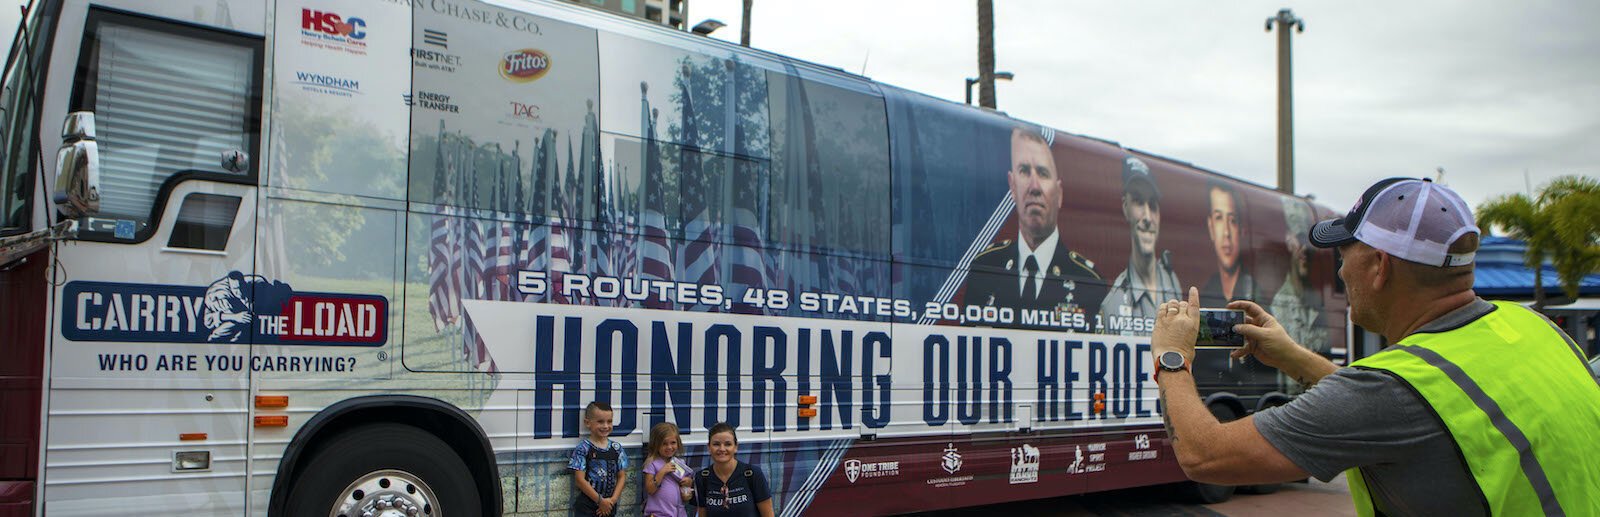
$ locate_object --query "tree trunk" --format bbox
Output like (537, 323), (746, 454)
(741, 0), (752, 47)
(977, 0), (995, 108)
(1533, 264), (1545, 309)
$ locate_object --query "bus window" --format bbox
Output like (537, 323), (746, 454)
(766, 70), (890, 263)
(166, 192), (240, 251)
(69, 9), (260, 241)
(0, 1), (57, 234)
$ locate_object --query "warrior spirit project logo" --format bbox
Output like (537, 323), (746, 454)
(62, 272), (387, 346)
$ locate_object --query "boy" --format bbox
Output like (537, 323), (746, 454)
(569, 401), (628, 516)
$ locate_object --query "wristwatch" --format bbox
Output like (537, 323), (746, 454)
(1154, 350), (1189, 383)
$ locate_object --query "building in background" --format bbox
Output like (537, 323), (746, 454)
(1473, 236), (1600, 357)
(566, 0), (688, 30)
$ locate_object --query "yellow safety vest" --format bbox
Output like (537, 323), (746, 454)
(1346, 301), (1600, 516)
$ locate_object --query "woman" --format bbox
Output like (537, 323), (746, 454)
(693, 423), (774, 517)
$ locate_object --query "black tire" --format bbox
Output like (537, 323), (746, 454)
(284, 423), (482, 517)
(1173, 403), (1239, 504)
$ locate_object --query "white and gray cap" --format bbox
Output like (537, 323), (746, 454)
(1308, 177), (1480, 267)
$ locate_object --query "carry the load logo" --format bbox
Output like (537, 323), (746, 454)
(63, 272), (387, 346)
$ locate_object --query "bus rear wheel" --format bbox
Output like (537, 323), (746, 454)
(284, 423), (481, 517)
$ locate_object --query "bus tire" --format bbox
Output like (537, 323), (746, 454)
(1174, 402), (1239, 504)
(284, 423), (482, 517)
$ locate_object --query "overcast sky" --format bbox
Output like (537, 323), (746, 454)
(1, 2), (1592, 217)
(689, 0), (1599, 217)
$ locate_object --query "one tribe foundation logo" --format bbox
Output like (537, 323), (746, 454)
(63, 272), (387, 346)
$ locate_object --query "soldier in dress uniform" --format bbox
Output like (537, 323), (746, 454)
(962, 126), (1104, 331)
(1099, 156), (1180, 336)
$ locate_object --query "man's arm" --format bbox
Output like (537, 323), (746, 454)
(1157, 369), (1309, 484)
(1152, 288), (1310, 484)
(1228, 299), (1338, 388)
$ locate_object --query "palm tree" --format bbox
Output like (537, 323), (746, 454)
(740, 0), (752, 46)
(1477, 175), (1600, 308)
(977, 0), (995, 108)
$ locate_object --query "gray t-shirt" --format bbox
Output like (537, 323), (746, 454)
(1253, 299), (1499, 516)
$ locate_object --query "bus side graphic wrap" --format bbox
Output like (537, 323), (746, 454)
(62, 273), (388, 346)
(465, 299), (1157, 439)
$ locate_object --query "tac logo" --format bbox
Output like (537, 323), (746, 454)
(508, 101), (541, 121)
(940, 443), (963, 474)
(500, 49), (551, 83)
(843, 459), (861, 484)
(301, 9), (366, 40)
(62, 272), (387, 346)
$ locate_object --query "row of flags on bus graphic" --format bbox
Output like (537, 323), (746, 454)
(423, 67), (888, 373)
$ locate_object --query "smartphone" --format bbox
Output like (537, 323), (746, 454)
(1197, 308), (1246, 347)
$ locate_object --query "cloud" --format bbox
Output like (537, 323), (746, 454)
(688, 0), (1600, 211)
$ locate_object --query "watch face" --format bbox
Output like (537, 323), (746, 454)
(1159, 351), (1186, 371)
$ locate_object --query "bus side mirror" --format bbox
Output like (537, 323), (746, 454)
(53, 111), (100, 218)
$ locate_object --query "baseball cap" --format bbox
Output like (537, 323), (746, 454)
(1309, 177), (1480, 267)
(1121, 156), (1160, 200)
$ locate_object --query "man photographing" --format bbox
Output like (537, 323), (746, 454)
(1149, 178), (1600, 515)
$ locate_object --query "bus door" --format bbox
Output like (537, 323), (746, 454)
(41, 3), (265, 513)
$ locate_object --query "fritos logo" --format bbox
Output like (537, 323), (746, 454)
(500, 49), (551, 83)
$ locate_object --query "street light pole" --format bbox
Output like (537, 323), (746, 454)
(966, 72), (1013, 106)
(1266, 8), (1303, 195)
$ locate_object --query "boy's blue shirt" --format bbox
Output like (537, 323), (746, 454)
(568, 437), (628, 502)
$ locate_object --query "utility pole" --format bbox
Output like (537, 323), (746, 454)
(1266, 8), (1303, 195)
(977, 0), (996, 109)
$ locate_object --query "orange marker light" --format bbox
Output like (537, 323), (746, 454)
(798, 408), (818, 418)
(1093, 392), (1106, 401)
(255, 395), (289, 408)
(254, 415), (289, 427)
(798, 395), (818, 405)
(179, 433), (207, 441)
(1093, 401), (1106, 414)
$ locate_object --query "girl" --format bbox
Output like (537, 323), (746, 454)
(693, 423), (774, 517)
(643, 422), (694, 517)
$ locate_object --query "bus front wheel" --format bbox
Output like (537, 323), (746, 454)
(284, 423), (482, 517)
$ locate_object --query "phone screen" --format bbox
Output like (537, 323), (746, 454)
(1197, 309), (1246, 347)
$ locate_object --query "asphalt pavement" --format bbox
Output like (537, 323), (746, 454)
(910, 474), (1354, 517)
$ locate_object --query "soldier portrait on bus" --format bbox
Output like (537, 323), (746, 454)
(1199, 180), (1257, 306)
(961, 125), (1103, 331)
(1099, 156), (1180, 336)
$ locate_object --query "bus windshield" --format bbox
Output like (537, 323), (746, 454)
(0, 0), (56, 234)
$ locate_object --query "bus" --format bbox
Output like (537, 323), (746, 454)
(0, 0), (1349, 514)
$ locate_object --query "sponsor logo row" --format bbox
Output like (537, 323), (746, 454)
(839, 433), (1161, 488)
(298, 7), (552, 85)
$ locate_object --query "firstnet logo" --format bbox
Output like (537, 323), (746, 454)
(62, 273), (387, 346)
(301, 9), (366, 40)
